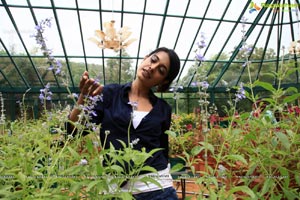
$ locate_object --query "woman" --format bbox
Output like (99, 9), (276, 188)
(67, 47), (180, 199)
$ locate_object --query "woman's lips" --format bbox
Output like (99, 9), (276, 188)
(142, 68), (151, 79)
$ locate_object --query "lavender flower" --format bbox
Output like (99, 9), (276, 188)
(0, 92), (6, 125)
(235, 83), (246, 102)
(195, 32), (207, 62)
(169, 85), (183, 92)
(199, 81), (209, 90)
(31, 18), (62, 76)
(241, 16), (248, 34)
(196, 52), (205, 62)
(82, 95), (101, 117)
(130, 138), (140, 148)
(39, 83), (53, 104)
(79, 158), (88, 165)
(67, 93), (79, 99)
(76, 94), (102, 131)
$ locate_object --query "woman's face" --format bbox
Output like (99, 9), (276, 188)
(137, 51), (170, 88)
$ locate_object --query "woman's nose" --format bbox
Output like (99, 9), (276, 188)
(149, 62), (159, 70)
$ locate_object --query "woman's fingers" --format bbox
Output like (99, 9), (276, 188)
(92, 84), (104, 96)
(79, 71), (89, 90)
(81, 79), (94, 95)
(79, 71), (103, 96)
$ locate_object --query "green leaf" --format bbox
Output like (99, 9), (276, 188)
(86, 139), (94, 154)
(119, 192), (134, 200)
(198, 142), (215, 154)
(139, 176), (162, 189)
(282, 187), (300, 200)
(148, 148), (163, 156)
(275, 132), (291, 150)
(110, 164), (124, 173)
(271, 136), (278, 147)
(139, 165), (157, 173)
(67, 146), (80, 159)
(282, 93), (300, 104)
(279, 166), (290, 188)
(96, 160), (104, 175)
(69, 181), (85, 193)
(254, 80), (275, 92)
(16, 172), (27, 183)
(86, 180), (103, 192)
(165, 130), (177, 138)
(224, 154), (248, 165)
(190, 145), (201, 156)
(295, 173), (300, 186)
(170, 163), (185, 173)
(228, 185), (256, 198)
(261, 177), (273, 195)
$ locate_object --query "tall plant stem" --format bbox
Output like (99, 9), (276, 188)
(246, 59), (257, 108)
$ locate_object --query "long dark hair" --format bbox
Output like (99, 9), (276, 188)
(148, 47), (181, 92)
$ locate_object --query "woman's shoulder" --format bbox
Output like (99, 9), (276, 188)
(103, 83), (126, 93)
(101, 83), (130, 100)
(156, 97), (172, 112)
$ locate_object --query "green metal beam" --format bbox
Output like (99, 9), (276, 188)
(50, 0), (75, 88)
(156, 0), (170, 48)
(0, 38), (30, 88)
(210, 0), (274, 89)
(75, 0), (88, 71)
(177, 0), (212, 85)
(133, 0), (147, 80)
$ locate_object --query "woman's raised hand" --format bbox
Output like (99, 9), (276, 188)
(79, 71), (103, 97)
(69, 71), (104, 123)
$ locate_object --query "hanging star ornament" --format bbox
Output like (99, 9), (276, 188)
(89, 20), (136, 51)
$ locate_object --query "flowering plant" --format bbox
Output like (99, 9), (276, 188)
(168, 113), (196, 157)
(168, 19), (300, 199)
(0, 18), (161, 199)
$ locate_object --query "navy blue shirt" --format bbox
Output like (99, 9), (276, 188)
(82, 82), (171, 171)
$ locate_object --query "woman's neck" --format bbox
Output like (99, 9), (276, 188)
(129, 80), (153, 112)
(130, 80), (149, 98)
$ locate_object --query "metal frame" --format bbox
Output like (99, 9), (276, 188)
(0, 0), (300, 96)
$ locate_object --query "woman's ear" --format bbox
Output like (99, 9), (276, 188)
(162, 79), (169, 85)
(157, 80), (170, 92)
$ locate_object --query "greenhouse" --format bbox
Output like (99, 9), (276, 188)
(0, 0), (299, 199)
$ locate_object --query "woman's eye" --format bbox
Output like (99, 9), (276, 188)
(159, 66), (167, 75)
(150, 55), (158, 63)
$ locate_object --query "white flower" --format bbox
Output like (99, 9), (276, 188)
(79, 158), (88, 165)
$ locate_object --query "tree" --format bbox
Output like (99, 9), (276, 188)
(105, 50), (134, 84)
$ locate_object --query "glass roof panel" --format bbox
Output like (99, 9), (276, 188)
(5, 0), (26, 5)
(123, 0), (145, 13)
(53, 0), (76, 8)
(159, 17), (182, 49)
(0, 57), (26, 87)
(0, 0), (299, 94)
(1, 7), (27, 55)
(139, 15), (162, 53)
(145, 0), (167, 14)
(174, 18), (201, 58)
(224, 1), (247, 21)
(77, 0), (98, 10)
(32, 8), (64, 56)
(56, 9), (83, 56)
(186, 0), (210, 17)
(80, 10), (103, 57)
(29, 0), (51, 7)
(167, 0), (189, 16)
(205, 0), (231, 20)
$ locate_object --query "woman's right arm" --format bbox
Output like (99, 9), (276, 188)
(69, 71), (104, 123)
